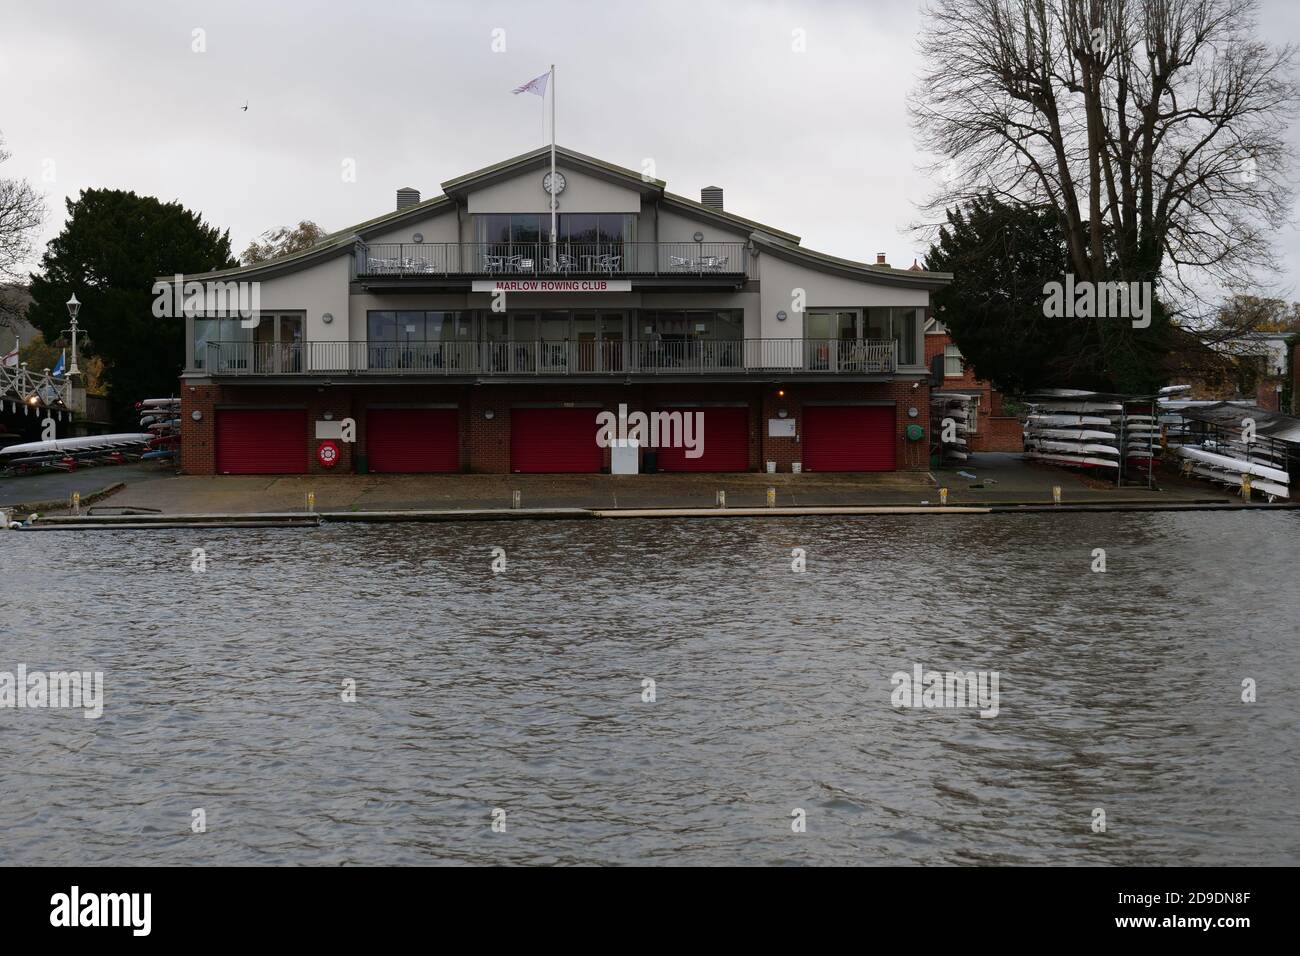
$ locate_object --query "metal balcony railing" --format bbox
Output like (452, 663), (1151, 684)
(200, 339), (898, 376)
(354, 241), (753, 279)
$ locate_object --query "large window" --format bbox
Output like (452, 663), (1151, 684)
(862, 307), (920, 366)
(477, 214), (552, 246)
(475, 214), (636, 247)
(891, 307), (919, 366)
(367, 311), (472, 368)
(192, 317), (251, 370)
(639, 310), (743, 342)
(638, 310), (743, 369)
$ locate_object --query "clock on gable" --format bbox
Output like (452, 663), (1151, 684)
(542, 171), (566, 195)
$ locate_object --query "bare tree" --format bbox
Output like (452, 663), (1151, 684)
(912, 0), (1298, 295)
(0, 134), (45, 282)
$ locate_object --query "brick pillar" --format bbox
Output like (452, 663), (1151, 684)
(467, 389), (511, 473)
(307, 388), (354, 474)
(760, 386), (801, 472)
(180, 383), (217, 475)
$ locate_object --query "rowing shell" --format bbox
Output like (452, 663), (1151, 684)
(1177, 445), (1290, 484)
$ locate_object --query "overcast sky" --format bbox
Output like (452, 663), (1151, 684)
(2, 0), (1298, 302)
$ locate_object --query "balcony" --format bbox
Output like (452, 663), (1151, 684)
(199, 339), (898, 378)
(354, 241), (754, 281)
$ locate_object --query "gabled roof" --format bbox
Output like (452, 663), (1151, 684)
(441, 144), (665, 196)
(166, 146), (947, 288)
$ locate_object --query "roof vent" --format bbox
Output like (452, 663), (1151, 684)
(700, 186), (724, 210)
(396, 187), (421, 210)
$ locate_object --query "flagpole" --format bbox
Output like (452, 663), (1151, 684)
(549, 63), (557, 271)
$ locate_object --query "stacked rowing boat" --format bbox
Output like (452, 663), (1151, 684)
(137, 397), (180, 461)
(1115, 401), (1161, 470)
(931, 392), (975, 462)
(0, 432), (155, 471)
(1022, 390), (1121, 470)
(1175, 439), (1290, 500)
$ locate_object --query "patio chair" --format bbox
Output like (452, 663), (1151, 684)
(599, 254), (622, 275)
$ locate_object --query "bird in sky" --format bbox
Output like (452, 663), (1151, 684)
(241, 101), (248, 112)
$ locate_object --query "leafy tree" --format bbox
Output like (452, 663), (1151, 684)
(1215, 295), (1300, 334)
(27, 189), (235, 423)
(241, 220), (327, 265)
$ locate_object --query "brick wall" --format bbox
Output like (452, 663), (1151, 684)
(1255, 381), (1282, 412)
(925, 330), (1020, 453)
(979, 416), (1025, 453)
(180, 379), (932, 475)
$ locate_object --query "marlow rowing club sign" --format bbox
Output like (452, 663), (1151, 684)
(471, 279), (632, 293)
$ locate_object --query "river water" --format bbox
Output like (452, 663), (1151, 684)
(1, 511), (1297, 866)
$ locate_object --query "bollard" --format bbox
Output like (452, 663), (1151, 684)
(71, 491), (81, 516)
(939, 487), (948, 506)
(1052, 485), (1062, 506)
(512, 490), (522, 510)
(1240, 473), (1252, 499)
(767, 487), (776, 508)
(716, 490), (727, 509)
(306, 491), (316, 513)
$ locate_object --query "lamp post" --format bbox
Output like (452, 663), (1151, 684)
(65, 294), (81, 377)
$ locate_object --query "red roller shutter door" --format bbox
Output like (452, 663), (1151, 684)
(802, 405), (896, 471)
(511, 407), (603, 473)
(215, 409), (307, 474)
(367, 408), (459, 473)
(656, 406), (750, 472)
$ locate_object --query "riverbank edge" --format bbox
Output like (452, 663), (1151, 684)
(8, 498), (1297, 530)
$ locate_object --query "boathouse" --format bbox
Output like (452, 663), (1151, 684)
(171, 146), (950, 475)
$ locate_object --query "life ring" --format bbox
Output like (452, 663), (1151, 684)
(317, 440), (341, 468)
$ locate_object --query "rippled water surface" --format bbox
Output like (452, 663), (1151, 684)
(1, 512), (1298, 865)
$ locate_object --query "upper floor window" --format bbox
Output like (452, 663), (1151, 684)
(944, 343), (963, 376)
(368, 310), (472, 344)
(814, 307), (919, 365)
(641, 309), (743, 342)
(474, 213), (636, 247)
(192, 317), (248, 369)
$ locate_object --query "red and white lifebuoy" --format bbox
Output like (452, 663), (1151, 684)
(317, 440), (340, 468)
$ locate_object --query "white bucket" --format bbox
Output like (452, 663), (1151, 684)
(766, 461), (776, 474)
(792, 462), (802, 474)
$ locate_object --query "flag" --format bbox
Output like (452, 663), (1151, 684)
(52, 350), (66, 377)
(512, 72), (548, 97)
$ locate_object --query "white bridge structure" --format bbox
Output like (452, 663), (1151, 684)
(1, 293), (83, 421)
(0, 361), (75, 418)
